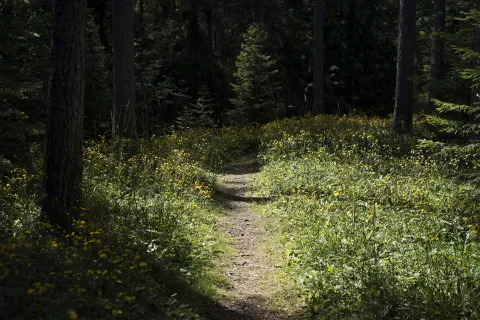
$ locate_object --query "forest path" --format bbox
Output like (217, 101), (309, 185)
(205, 156), (284, 320)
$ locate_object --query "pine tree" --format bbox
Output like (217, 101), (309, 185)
(176, 87), (215, 129)
(421, 11), (480, 170)
(230, 23), (280, 124)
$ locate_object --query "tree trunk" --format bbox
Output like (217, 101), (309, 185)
(345, 0), (356, 113)
(207, 0), (214, 91)
(312, 0), (325, 115)
(140, 0), (144, 27)
(428, 0), (445, 113)
(43, 0), (86, 231)
(393, 0), (417, 132)
(113, 0), (137, 138)
(207, 0), (221, 127)
(472, 0), (480, 106)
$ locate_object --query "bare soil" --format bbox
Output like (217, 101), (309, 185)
(206, 158), (282, 320)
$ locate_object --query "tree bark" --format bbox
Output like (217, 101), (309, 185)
(428, 0), (445, 113)
(393, 0), (417, 132)
(207, 0), (221, 127)
(312, 0), (325, 115)
(43, 0), (86, 231)
(113, 0), (137, 138)
(207, 0), (214, 91)
(140, 0), (144, 27)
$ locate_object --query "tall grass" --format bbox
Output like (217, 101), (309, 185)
(0, 127), (257, 319)
(257, 116), (480, 319)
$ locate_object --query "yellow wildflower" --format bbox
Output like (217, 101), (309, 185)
(67, 310), (79, 320)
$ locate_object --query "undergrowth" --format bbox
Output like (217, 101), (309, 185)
(4, 115), (480, 319)
(0, 127), (257, 319)
(257, 116), (480, 319)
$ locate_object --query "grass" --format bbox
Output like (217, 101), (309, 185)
(0, 128), (257, 319)
(2, 115), (480, 319)
(256, 115), (480, 319)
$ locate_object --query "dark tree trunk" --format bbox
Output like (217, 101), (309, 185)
(207, 0), (214, 91)
(472, 0), (480, 106)
(393, 0), (417, 132)
(113, 0), (137, 138)
(140, 0), (144, 27)
(43, 0), (86, 231)
(415, 42), (424, 88)
(207, 0), (221, 127)
(312, 0), (325, 115)
(428, 0), (445, 113)
(187, 3), (200, 55)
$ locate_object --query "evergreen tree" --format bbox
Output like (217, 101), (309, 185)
(176, 86), (215, 130)
(421, 11), (480, 170)
(230, 23), (280, 124)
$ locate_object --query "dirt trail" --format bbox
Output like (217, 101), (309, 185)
(207, 158), (282, 320)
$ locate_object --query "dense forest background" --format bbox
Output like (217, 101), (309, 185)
(0, 0), (476, 156)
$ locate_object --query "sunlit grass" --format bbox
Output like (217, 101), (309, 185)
(0, 127), (256, 319)
(257, 115), (480, 318)
(2, 115), (480, 318)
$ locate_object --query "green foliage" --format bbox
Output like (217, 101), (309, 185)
(419, 99), (480, 173)
(256, 116), (480, 318)
(0, 0), (50, 158)
(230, 23), (281, 124)
(176, 87), (216, 130)
(1, 130), (257, 319)
(167, 126), (260, 172)
(419, 6), (480, 172)
(427, 6), (479, 105)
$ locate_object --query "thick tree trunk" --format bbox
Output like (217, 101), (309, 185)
(428, 0), (445, 113)
(393, 0), (417, 132)
(312, 0), (325, 115)
(43, 0), (86, 231)
(113, 0), (137, 138)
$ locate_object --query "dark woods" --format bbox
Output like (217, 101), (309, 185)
(1, 0), (480, 233)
